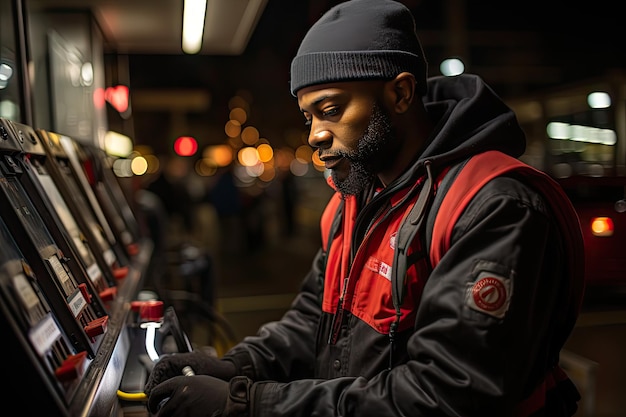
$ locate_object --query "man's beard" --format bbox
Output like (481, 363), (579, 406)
(332, 103), (397, 197)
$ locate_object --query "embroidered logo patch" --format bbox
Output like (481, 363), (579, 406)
(365, 256), (392, 281)
(465, 271), (511, 319)
(389, 232), (397, 250)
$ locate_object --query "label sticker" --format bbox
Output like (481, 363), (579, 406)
(29, 313), (62, 357)
(365, 257), (392, 281)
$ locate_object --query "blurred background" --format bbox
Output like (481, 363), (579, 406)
(1, 1), (626, 415)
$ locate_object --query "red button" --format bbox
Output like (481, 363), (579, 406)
(139, 300), (164, 322)
(78, 283), (92, 303)
(99, 287), (117, 302)
(127, 243), (139, 256)
(55, 351), (88, 382)
(84, 316), (109, 338)
(113, 266), (129, 280)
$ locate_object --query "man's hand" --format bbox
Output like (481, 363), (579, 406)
(148, 375), (252, 417)
(144, 351), (237, 395)
(148, 375), (228, 417)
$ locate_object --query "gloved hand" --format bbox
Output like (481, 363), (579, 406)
(148, 375), (227, 417)
(148, 375), (252, 417)
(144, 351), (237, 395)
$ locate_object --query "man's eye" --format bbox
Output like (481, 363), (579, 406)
(322, 107), (338, 117)
(304, 119), (312, 127)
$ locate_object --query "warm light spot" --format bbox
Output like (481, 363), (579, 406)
(229, 95), (249, 111)
(259, 165), (275, 182)
(295, 145), (313, 162)
(205, 144), (234, 167)
(196, 158), (217, 176)
(591, 217), (614, 236)
(144, 154), (160, 174)
(257, 143), (273, 163)
(131, 156), (148, 175)
(245, 162), (264, 177)
(311, 149), (324, 170)
(225, 120), (241, 138)
(229, 107), (247, 124)
(241, 126), (259, 145)
(238, 146), (260, 166)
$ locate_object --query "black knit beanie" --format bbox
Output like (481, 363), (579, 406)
(290, 0), (428, 97)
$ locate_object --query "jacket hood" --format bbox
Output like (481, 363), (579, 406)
(417, 74), (526, 170)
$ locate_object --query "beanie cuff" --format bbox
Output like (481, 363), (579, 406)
(290, 50), (426, 96)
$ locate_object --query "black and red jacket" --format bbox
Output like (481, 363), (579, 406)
(225, 74), (585, 417)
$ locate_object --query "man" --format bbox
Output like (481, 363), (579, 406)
(144, 1), (585, 416)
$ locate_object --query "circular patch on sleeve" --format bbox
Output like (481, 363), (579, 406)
(465, 271), (512, 319)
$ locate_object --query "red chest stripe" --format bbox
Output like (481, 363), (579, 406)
(320, 192), (426, 334)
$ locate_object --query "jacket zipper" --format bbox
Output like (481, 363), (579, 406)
(325, 167), (429, 347)
(327, 197), (389, 345)
(326, 182), (420, 345)
(327, 277), (349, 345)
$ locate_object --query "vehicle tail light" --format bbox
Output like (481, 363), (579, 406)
(591, 216), (614, 236)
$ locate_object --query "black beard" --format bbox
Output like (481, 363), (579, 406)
(332, 103), (396, 197)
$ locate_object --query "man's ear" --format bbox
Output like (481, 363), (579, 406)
(385, 72), (416, 114)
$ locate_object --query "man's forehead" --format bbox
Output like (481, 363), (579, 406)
(297, 84), (347, 109)
(297, 80), (381, 104)
(298, 82), (350, 97)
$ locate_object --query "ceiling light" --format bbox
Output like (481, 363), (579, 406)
(182, 0), (207, 54)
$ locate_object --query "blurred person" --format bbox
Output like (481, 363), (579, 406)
(278, 168), (298, 236)
(205, 164), (246, 257)
(146, 155), (195, 237)
(144, 1), (585, 416)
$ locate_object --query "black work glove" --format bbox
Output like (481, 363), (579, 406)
(148, 375), (252, 417)
(144, 351), (237, 395)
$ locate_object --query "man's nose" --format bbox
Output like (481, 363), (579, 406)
(308, 125), (332, 149)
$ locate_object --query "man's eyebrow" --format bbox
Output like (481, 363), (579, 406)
(300, 93), (337, 113)
(312, 94), (332, 105)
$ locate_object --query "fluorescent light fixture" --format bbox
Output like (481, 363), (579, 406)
(587, 91), (611, 109)
(182, 0), (208, 54)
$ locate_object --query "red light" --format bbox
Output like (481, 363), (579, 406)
(93, 87), (106, 109)
(105, 85), (130, 113)
(173, 136), (198, 156)
(591, 216), (614, 237)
